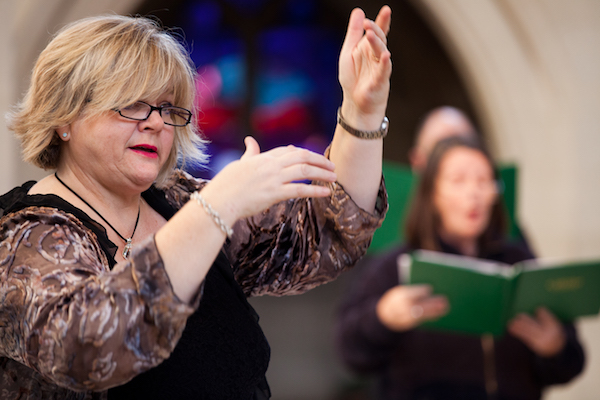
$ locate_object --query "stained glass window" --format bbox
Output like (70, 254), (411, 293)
(167, 0), (342, 178)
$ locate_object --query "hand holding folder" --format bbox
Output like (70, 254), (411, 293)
(399, 250), (600, 336)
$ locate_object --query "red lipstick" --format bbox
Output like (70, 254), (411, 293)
(130, 144), (158, 158)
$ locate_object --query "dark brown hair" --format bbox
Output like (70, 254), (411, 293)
(405, 136), (506, 254)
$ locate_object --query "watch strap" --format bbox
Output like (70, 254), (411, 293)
(337, 107), (389, 139)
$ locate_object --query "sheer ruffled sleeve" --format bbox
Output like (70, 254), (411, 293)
(158, 171), (388, 296)
(226, 179), (387, 297)
(161, 169), (387, 297)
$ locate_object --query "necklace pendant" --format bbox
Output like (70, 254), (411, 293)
(123, 239), (133, 259)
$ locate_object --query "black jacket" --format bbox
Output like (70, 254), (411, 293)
(335, 240), (585, 400)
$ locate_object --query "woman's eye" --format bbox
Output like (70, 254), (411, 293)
(123, 102), (145, 111)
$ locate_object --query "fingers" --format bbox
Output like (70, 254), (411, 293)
(279, 182), (332, 199)
(279, 163), (337, 186)
(365, 30), (392, 70)
(398, 285), (449, 321)
(276, 147), (335, 171)
(341, 8), (366, 55)
(364, 18), (387, 46)
(509, 308), (560, 337)
(536, 307), (560, 327)
(346, 6), (391, 49)
(507, 309), (567, 357)
(418, 295), (450, 321)
(262, 146), (336, 185)
(360, 17), (392, 80)
(241, 141), (336, 176)
(507, 314), (542, 354)
(508, 313), (540, 338)
(402, 283), (433, 300)
(243, 144), (337, 201)
(377, 285), (449, 332)
(374, 5), (392, 36)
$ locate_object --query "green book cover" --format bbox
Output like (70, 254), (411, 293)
(401, 251), (600, 336)
(510, 259), (600, 321)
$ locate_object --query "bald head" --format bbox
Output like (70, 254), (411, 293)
(409, 106), (477, 172)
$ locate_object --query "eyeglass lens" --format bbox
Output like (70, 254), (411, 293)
(120, 102), (191, 126)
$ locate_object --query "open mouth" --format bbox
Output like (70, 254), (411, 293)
(130, 144), (158, 157)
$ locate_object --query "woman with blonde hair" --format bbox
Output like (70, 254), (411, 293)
(0, 6), (391, 399)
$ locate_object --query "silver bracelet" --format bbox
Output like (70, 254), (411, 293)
(190, 191), (234, 238)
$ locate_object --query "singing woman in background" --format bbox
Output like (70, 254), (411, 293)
(336, 136), (584, 400)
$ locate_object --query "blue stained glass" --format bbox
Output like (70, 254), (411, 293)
(255, 71), (313, 105)
(217, 54), (246, 104)
(177, 0), (342, 177)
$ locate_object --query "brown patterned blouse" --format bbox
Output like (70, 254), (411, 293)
(0, 169), (387, 399)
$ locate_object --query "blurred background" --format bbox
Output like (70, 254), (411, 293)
(1, 0), (599, 398)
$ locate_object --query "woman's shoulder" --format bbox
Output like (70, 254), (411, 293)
(0, 181), (87, 226)
(1, 181), (116, 266)
(1, 204), (110, 272)
(0, 181), (37, 216)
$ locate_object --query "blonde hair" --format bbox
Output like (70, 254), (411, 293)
(8, 14), (208, 187)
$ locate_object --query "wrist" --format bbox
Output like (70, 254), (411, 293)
(192, 186), (239, 236)
(190, 192), (233, 238)
(340, 101), (387, 131)
(337, 107), (388, 140)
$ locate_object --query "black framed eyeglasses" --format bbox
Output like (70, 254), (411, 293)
(116, 101), (192, 127)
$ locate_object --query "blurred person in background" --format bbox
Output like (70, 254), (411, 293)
(409, 106), (533, 254)
(335, 136), (584, 400)
(409, 106), (477, 173)
(0, 5), (391, 399)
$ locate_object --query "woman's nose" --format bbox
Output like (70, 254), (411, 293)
(141, 108), (165, 130)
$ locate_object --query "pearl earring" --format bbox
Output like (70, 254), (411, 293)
(62, 132), (68, 138)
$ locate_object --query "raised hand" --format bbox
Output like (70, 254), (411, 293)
(376, 284), (449, 332)
(200, 136), (337, 226)
(338, 5), (392, 127)
(329, 6), (392, 213)
(508, 307), (567, 357)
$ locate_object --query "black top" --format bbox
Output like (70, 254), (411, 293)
(0, 182), (271, 400)
(335, 239), (586, 400)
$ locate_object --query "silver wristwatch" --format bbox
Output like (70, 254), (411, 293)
(337, 107), (389, 139)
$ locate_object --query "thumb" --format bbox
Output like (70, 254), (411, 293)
(241, 136), (260, 159)
(537, 307), (559, 326)
(404, 284), (433, 301)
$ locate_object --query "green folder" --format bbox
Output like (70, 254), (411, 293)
(400, 250), (600, 336)
(369, 162), (520, 254)
(368, 161), (417, 254)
